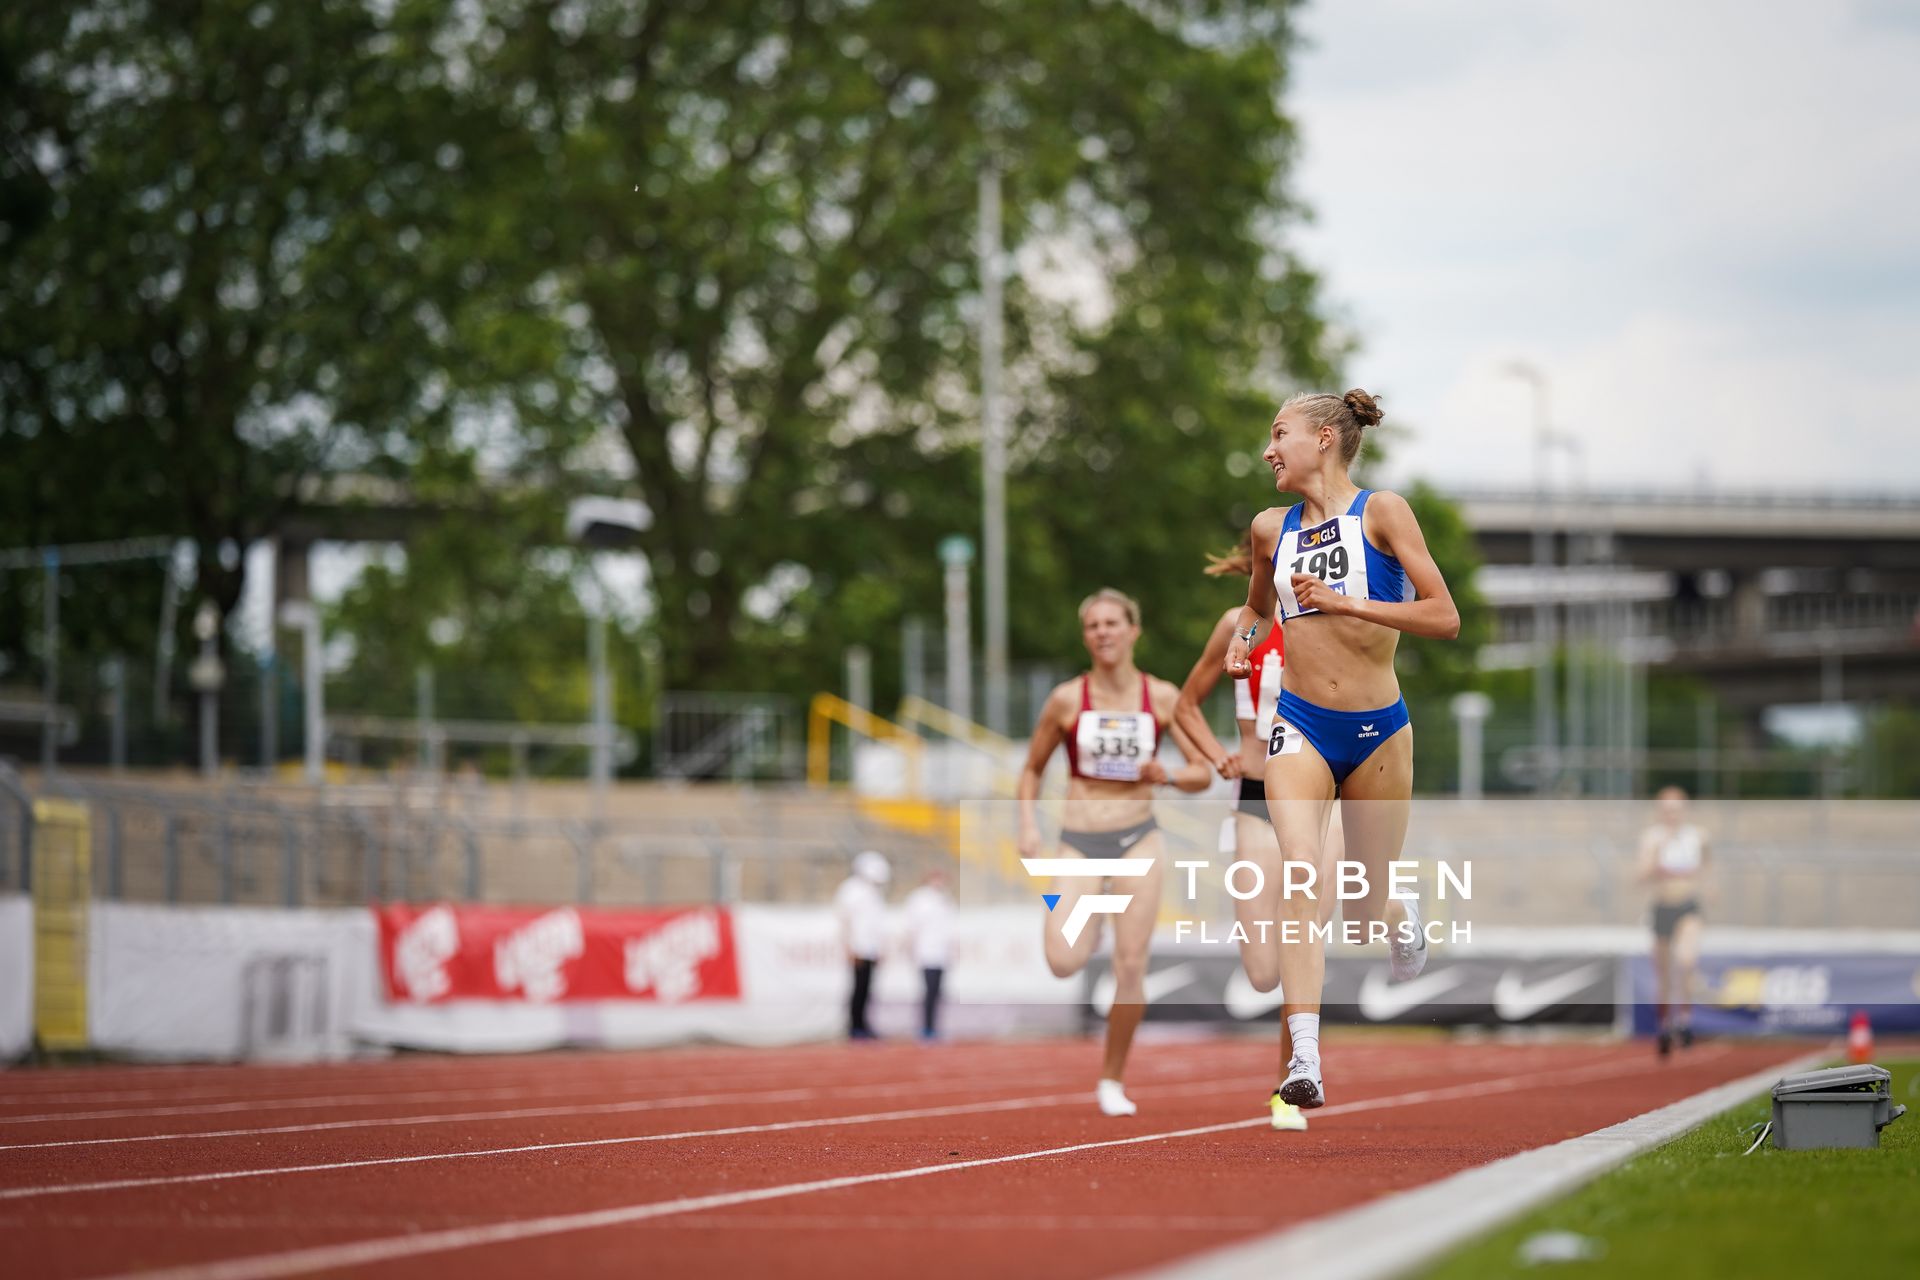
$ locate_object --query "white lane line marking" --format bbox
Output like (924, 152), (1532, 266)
(0, 1042), (1107, 1107)
(0, 1045), (1511, 1153)
(28, 1050), (1640, 1208)
(0, 1074), (1278, 1202)
(0, 1211), (1279, 1233)
(91, 1052), (1680, 1280)
(0, 1083), (702, 1126)
(0, 1049), (1199, 1127)
(1145, 1046), (1828, 1280)
(0, 1039), (1469, 1111)
(0, 1060), (1233, 1153)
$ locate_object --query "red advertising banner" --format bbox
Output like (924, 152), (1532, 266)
(377, 903), (741, 1004)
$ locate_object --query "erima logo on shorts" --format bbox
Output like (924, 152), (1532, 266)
(1358, 723), (1379, 738)
(1021, 858), (1155, 945)
(1299, 520), (1341, 549)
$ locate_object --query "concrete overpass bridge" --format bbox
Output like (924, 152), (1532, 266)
(1449, 486), (1920, 712)
(271, 478), (1919, 712)
(1453, 487), (1920, 580)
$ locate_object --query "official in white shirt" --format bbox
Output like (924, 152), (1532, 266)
(833, 851), (890, 1040)
(904, 869), (956, 1041)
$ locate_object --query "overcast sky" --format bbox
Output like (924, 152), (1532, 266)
(1284, 0), (1920, 494)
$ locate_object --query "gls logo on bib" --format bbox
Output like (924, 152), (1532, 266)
(1299, 519), (1342, 550)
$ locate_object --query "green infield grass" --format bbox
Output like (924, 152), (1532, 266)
(1420, 1058), (1919, 1280)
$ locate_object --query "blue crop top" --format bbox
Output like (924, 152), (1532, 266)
(1270, 489), (1407, 619)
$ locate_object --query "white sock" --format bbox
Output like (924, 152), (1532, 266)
(1286, 1013), (1321, 1068)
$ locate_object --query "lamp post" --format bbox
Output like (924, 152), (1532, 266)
(189, 602), (226, 779)
(939, 535), (975, 723)
(565, 495), (651, 802)
(979, 161), (1010, 736)
(1450, 691), (1493, 802)
(278, 601), (324, 784)
(1504, 362), (1557, 793)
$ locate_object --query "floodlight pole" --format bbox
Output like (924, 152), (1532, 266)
(979, 160), (1009, 736)
(1450, 691), (1492, 802)
(1506, 363), (1557, 793)
(589, 614), (612, 820)
(940, 536), (975, 723)
(279, 601), (325, 785)
(41, 550), (58, 774)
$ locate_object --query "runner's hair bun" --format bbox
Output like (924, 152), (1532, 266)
(1343, 389), (1383, 428)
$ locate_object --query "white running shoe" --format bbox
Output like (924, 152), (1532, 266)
(1269, 1090), (1308, 1132)
(1095, 1078), (1138, 1117)
(1389, 892), (1429, 982)
(1278, 1057), (1325, 1109)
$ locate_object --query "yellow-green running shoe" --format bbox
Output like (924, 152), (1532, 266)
(1269, 1089), (1308, 1132)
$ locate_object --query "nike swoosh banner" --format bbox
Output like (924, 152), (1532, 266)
(1080, 954), (1618, 1026)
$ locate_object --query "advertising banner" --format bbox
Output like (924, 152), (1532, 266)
(1084, 951), (1619, 1027)
(376, 903), (741, 1004)
(1627, 953), (1920, 1036)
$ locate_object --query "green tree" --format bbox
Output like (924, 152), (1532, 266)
(0, 1), (568, 694)
(457, 0), (1346, 700)
(1856, 703), (1920, 799)
(323, 488), (649, 772)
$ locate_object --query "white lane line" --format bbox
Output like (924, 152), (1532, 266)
(9, 1050), (1657, 1207)
(0, 1043), (1274, 1120)
(90, 1051), (1680, 1280)
(0, 1044), (1495, 1153)
(0, 1082), (702, 1126)
(0, 1038), (1475, 1112)
(0, 1211), (1279, 1233)
(0, 1041), (1106, 1107)
(1146, 1046), (1829, 1280)
(0, 1048), (1193, 1127)
(0, 1073), (1278, 1202)
(0, 1063), (1209, 1153)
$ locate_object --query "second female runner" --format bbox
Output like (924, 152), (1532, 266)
(1018, 588), (1212, 1116)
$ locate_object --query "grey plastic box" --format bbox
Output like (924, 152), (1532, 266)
(1770, 1064), (1907, 1150)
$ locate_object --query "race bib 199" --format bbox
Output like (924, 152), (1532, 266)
(1274, 514), (1370, 621)
(1075, 711), (1154, 782)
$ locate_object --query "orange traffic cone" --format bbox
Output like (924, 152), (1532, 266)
(1847, 1009), (1873, 1065)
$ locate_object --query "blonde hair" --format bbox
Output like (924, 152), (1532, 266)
(1280, 387), (1383, 467)
(1077, 587), (1141, 628)
(1204, 532), (1255, 578)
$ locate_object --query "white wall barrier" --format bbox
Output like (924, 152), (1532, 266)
(82, 901), (1080, 1062)
(0, 895), (31, 1062)
(89, 902), (379, 1062)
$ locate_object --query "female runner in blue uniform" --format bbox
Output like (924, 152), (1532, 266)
(1174, 539), (1346, 1130)
(1018, 588), (1212, 1116)
(1223, 389), (1461, 1110)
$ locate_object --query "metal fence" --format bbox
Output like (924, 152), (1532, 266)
(4, 767), (1914, 935)
(948, 792), (1920, 934)
(653, 693), (803, 782)
(0, 772), (958, 910)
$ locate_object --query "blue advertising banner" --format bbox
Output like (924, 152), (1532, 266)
(1628, 953), (1920, 1036)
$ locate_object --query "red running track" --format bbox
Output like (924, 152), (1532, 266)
(0, 1033), (1818, 1279)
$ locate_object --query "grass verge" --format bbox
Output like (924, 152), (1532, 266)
(1418, 1059), (1919, 1280)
